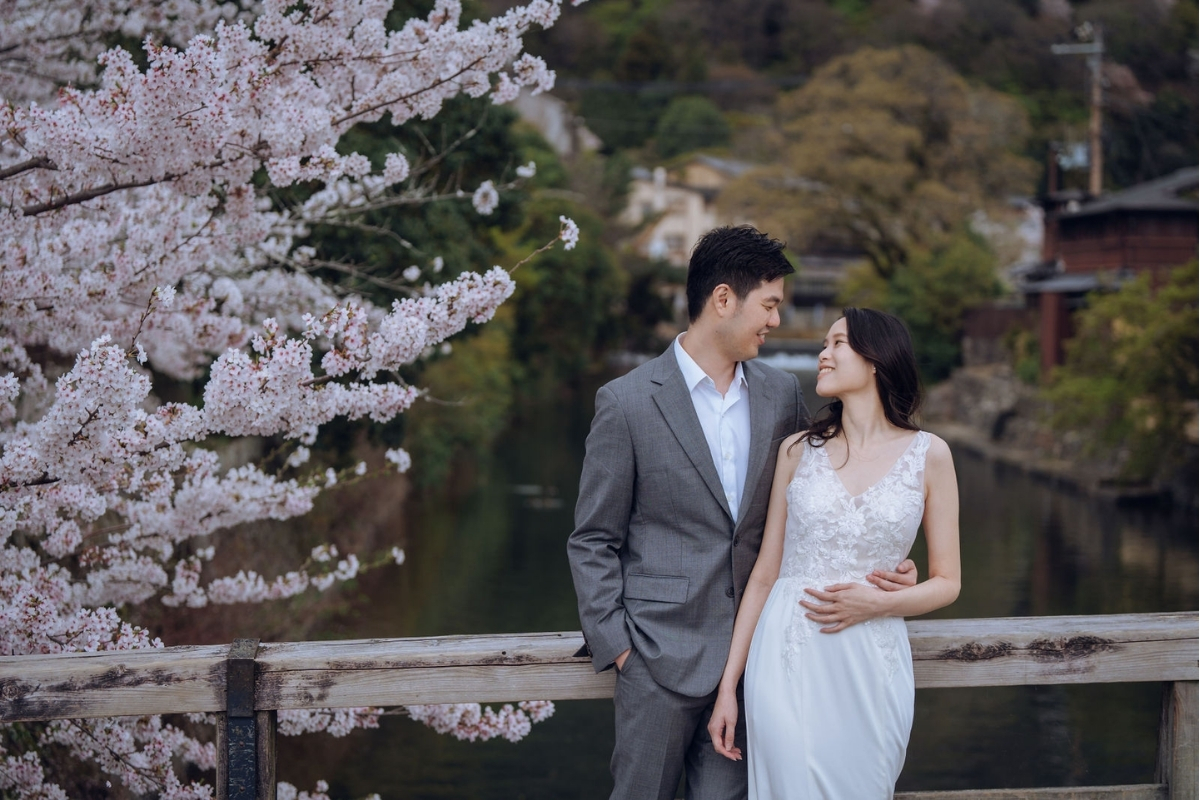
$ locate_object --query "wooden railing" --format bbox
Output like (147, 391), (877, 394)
(2, 612), (1196, 800)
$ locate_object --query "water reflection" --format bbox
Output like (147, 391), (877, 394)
(277, 373), (1197, 798)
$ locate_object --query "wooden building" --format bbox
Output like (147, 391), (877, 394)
(1016, 166), (1198, 373)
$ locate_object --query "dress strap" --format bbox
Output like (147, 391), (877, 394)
(904, 430), (932, 487)
(914, 430), (931, 459)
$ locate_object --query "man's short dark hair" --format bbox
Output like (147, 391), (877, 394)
(685, 226), (794, 322)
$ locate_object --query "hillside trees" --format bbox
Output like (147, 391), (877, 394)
(1046, 262), (1199, 485)
(717, 45), (1034, 379)
(721, 45), (1037, 280)
(654, 96), (732, 159)
(0, 0), (585, 795)
(840, 228), (1003, 382)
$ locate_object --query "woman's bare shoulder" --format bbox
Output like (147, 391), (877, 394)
(922, 432), (956, 471)
(777, 431), (809, 464)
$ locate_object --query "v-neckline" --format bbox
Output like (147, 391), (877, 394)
(820, 432), (921, 500)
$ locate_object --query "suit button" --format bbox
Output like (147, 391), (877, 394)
(733, 535), (741, 547)
(725, 587), (735, 598)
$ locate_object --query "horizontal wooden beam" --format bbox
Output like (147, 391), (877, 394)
(254, 631), (610, 711)
(0, 643), (227, 722)
(908, 612), (1198, 689)
(895, 786), (1166, 799)
(1, 613), (1195, 722)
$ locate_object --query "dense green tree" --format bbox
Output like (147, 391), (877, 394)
(654, 95), (732, 158)
(506, 198), (627, 390)
(1045, 262), (1198, 484)
(560, 3), (708, 151)
(403, 312), (518, 487)
(839, 228), (1003, 383)
(721, 45), (1038, 280)
(522, 0), (1196, 192)
(580, 88), (671, 152)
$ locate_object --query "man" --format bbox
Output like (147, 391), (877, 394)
(568, 226), (913, 800)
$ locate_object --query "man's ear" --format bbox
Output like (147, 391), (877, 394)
(710, 283), (734, 317)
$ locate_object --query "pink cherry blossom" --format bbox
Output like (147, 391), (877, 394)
(1, 0), (584, 795)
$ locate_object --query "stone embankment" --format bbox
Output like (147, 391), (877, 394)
(923, 364), (1196, 505)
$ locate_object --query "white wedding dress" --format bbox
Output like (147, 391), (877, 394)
(745, 431), (930, 799)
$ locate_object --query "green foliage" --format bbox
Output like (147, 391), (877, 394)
(568, 5), (707, 151)
(526, 0), (1194, 191)
(511, 120), (570, 190)
(403, 311), (517, 488)
(1108, 85), (1200, 189)
(1005, 327), (1040, 386)
(620, 256), (681, 352)
(506, 199), (627, 390)
(580, 87), (670, 151)
(888, 231), (1003, 382)
(838, 229), (1002, 383)
(599, 150), (635, 217)
(827, 0), (871, 26)
(654, 96), (731, 159)
(721, 45), (1037, 280)
(1045, 262), (1199, 483)
(275, 88), (614, 487)
(287, 95), (529, 310)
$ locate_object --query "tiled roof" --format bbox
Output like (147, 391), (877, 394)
(1063, 166), (1198, 218)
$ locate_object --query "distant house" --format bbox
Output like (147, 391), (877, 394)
(1014, 166), (1198, 374)
(619, 155), (753, 268)
(618, 155), (855, 332)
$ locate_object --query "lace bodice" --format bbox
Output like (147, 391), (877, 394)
(775, 431), (930, 672)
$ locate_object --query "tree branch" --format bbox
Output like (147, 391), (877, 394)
(277, 253), (420, 295)
(0, 156), (57, 181)
(22, 174), (179, 216)
(331, 60), (486, 127)
(5, 473), (62, 490)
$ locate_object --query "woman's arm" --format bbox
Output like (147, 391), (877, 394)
(800, 434), (961, 632)
(706, 434), (803, 761)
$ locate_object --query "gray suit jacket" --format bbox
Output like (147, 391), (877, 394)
(568, 345), (807, 697)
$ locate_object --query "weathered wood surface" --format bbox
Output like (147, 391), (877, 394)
(254, 612), (1199, 711)
(1, 613), (1195, 721)
(214, 709), (280, 800)
(1155, 681), (1198, 800)
(895, 787), (1167, 799)
(0, 643), (228, 722)
(907, 612), (1198, 688)
(254, 631), (613, 711)
(256, 710), (277, 800)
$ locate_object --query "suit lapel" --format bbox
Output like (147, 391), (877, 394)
(650, 350), (733, 521)
(735, 360), (776, 530)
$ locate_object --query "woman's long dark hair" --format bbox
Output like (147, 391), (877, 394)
(797, 307), (922, 449)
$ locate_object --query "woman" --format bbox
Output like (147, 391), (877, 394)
(707, 308), (961, 798)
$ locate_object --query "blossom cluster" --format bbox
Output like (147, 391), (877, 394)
(0, 0), (244, 101)
(0, 0), (582, 796)
(278, 780), (381, 800)
(406, 700), (557, 743)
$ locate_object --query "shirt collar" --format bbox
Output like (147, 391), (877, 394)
(673, 333), (746, 393)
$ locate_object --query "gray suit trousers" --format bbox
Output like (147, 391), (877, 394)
(611, 647), (748, 800)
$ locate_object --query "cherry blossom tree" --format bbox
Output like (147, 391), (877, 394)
(0, 0), (583, 795)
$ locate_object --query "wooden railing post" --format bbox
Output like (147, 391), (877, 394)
(1156, 680), (1198, 800)
(217, 639), (265, 800)
(256, 709), (277, 800)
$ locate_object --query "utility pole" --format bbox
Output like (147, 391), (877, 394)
(1052, 22), (1105, 196)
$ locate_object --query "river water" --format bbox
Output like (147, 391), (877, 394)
(277, 367), (1197, 798)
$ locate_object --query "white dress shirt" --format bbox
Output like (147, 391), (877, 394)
(673, 334), (751, 521)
